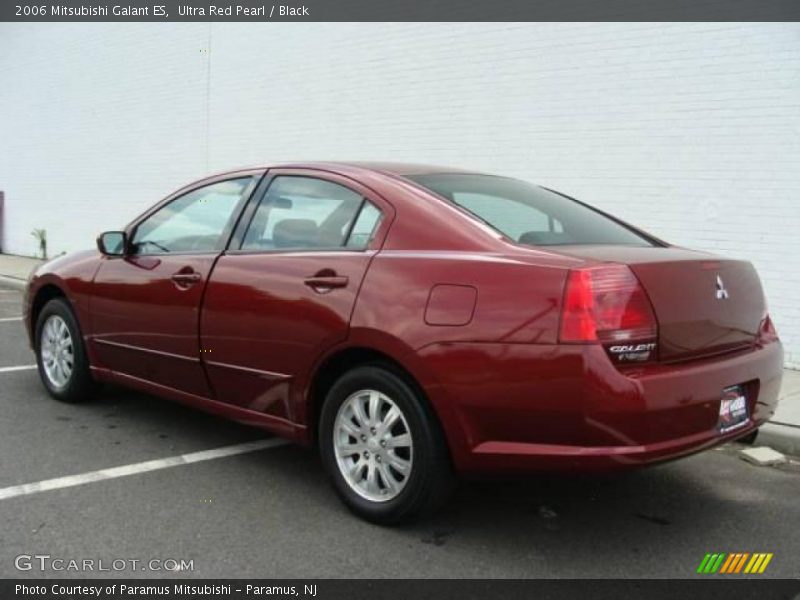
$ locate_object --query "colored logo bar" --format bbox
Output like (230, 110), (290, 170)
(697, 553), (773, 574)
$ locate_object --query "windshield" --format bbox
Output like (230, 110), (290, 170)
(407, 174), (655, 247)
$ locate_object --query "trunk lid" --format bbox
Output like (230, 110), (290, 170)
(554, 245), (765, 362)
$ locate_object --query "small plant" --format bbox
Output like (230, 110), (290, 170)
(31, 228), (47, 259)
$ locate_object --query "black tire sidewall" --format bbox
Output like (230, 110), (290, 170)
(35, 298), (92, 402)
(319, 364), (449, 524)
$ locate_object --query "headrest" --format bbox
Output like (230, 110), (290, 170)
(518, 231), (571, 246)
(273, 219), (318, 248)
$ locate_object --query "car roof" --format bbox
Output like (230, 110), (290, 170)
(210, 161), (483, 177)
(251, 161), (483, 178)
(178, 161), (490, 203)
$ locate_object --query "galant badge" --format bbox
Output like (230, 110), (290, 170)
(715, 275), (730, 300)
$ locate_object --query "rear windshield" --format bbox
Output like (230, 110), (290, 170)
(407, 173), (655, 247)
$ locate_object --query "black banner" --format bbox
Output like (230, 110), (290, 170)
(4, 580), (800, 600)
(2, 0), (800, 22)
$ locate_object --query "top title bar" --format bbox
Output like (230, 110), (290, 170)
(3, 0), (800, 22)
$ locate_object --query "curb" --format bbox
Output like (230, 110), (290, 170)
(757, 422), (800, 458)
(0, 275), (26, 290)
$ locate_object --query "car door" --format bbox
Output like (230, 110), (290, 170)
(89, 173), (260, 397)
(199, 170), (392, 423)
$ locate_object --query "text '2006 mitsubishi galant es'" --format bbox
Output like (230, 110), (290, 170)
(25, 162), (783, 523)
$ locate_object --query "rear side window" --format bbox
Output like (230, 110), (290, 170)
(241, 176), (380, 251)
(346, 201), (382, 249)
(407, 174), (654, 247)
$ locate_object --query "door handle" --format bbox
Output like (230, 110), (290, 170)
(171, 271), (201, 285)
(304, 275), (349, 291)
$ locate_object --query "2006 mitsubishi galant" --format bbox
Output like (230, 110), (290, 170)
(25, 162), (783, 523)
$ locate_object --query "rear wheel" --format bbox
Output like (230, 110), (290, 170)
(319, 364), (454, 524)
(35, 298), (96, 403)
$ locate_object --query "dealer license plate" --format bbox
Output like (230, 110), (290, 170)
(718, 385), (749, 434)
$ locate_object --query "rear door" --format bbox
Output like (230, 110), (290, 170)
(199, 170), (392, 423)
(90, 174), (259, 397)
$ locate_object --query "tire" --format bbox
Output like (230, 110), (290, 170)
(319, 364), (455, 524)
(34, 297), (96, 403)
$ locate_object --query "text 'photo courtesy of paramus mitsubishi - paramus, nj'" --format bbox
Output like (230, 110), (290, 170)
(24, 162), (783, 524)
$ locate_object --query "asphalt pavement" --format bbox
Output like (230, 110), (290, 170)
(0, 284), (798, 579)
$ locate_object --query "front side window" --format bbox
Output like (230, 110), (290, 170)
(132, 178), (252, 254)
(407, 174), (654, 247)
(241, 177), (377, 251)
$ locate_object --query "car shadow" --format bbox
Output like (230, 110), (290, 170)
(71, 386), (792, 577)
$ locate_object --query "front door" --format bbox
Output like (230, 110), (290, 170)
(200, 171), (390, 422)
(90, 175), (258, 397)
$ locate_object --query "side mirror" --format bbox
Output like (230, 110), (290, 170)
(97, 231), (127, 256)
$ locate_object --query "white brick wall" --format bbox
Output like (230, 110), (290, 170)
(1, 23), (798, 367)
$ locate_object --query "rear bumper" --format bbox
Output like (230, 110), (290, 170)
(467, 419), (762, 472)
(419, 339), (783, 474)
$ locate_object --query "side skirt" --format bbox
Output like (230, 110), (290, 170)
(89, 366), (307, 443)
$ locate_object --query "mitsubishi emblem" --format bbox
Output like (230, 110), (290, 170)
(715, 275), (729, 300)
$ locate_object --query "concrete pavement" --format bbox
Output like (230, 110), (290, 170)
(0, 278), (797, 578)
(2, 251), (799, 457)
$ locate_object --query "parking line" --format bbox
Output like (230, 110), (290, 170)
(0, 317), (22, 322)
(0, 365), (37, 374)
(0, 438), (289, 501)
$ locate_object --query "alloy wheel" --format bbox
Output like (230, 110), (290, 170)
(40, 314), (74, 390)
(333, 389), (414, 502)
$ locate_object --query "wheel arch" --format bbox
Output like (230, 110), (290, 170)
(308, 347), (412, 443)
(29, 283), (68, 345)
(305, 336), (458, 458)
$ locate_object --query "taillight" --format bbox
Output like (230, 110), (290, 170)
(759, 313), (779, 343)
(559, 265), (658, 362)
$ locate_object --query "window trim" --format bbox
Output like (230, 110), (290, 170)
(342, 198), (367, 248)
(226, 170), (391, 256)
(124, 173), (261, 258)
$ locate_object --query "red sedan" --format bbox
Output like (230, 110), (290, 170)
(25, 162), (783, 523)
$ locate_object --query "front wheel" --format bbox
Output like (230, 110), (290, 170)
(319, 365), (454, 524)
(35, 298), (96, 403)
